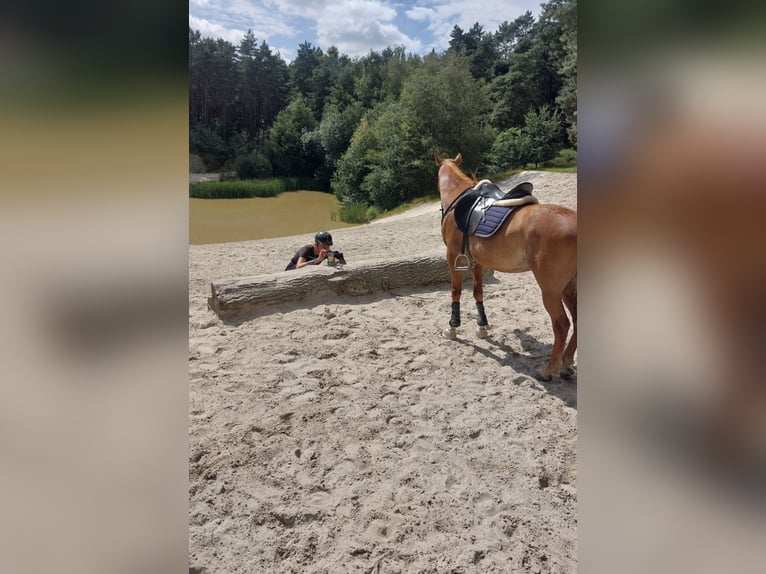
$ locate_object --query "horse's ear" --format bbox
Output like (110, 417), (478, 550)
(434, 152), (442, 166)
(455, 153), (462, 165)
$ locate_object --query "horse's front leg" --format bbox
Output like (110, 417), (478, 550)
(444, 252), (463, 339)
(472, 263), (488, 339)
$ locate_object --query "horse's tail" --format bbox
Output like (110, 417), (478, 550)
(563, 273), (577, 324)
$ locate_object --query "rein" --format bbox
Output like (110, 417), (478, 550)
(440, 185), (474, 222)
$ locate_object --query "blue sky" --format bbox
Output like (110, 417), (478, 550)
(189, 0), (544, 62)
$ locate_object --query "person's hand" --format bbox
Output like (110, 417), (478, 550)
(317, 249), (328, 263)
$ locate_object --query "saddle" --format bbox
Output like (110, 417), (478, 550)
(453, 180), (538, 237)
(445, 180), (538, 271)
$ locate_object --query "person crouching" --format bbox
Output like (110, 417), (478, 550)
(284, 231), (343, 270)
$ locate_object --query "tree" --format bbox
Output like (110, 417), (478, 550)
(486, 2), (575, 133)
(470, 34), (498, 80)
(312, 101), (364, 188)
(290, 42), (323, 99)
(448, 25), (467, 53)
(402, 54), (494, 173)
(189, 31), (240, 167)
(189, 9), (576, 196)
(494, 12), (536, 72)
(536, 0), (576, 143)
(487, 127), (524, 173)
(518, 104), (563, 167)
(353, 50), (385, 108)
(268, 96), (319, 177)
(333, 54), (495, 211)
(253, 41), (290, 143)
(332, 100), (420, 210)
(546, 0), (577, 144)
(332, 116), (376, 206)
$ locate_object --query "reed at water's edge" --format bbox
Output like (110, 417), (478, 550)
(190, 177), (326, 199)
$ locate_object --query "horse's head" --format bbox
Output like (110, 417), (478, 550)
(435, 152), (474, 204)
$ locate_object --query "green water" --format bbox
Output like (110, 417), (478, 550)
(189, 190), (358, 245)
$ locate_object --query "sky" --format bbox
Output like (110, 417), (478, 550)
(189, 0), (544, 62)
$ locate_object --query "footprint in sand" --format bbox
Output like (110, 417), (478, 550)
(324, 459), (355, 486)
(474, 494), (502, 518)
(363, 519), (391, 542)
(304, 489), (334, 509)
(445, 475), (460, 492)
(196, 344), (218, 355)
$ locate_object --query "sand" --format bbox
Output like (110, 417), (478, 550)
(188, 171), (578, 573)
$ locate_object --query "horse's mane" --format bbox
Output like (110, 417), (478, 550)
(443, 159), (477, 185)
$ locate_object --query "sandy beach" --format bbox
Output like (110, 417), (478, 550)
(189, 171), (577, 573)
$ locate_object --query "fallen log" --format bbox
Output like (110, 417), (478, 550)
(209, 249), (494, 320)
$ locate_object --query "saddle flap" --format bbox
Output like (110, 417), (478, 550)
(453, 191), (480, 234)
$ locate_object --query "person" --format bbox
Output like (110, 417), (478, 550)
(284, 231), (345, 270)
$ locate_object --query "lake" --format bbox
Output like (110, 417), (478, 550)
(189, 190), (359, 245)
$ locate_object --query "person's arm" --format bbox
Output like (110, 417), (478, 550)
(295, 248), (328, 268)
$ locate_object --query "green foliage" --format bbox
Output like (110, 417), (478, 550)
(234, 149), (273, 179)
(291, 42), (323, 105)
(189, 177), (322, 199)
(189, 3), (577, 212)
(331, 116), (376, 205)
(333, 55), (495, 210)
(332, 101), (415, 211)
(269, 96), (320, 177)
(487, 127), (524, 173)
(488, 105), (566, 170)
(547, 147), (577, 168)
(337, 202), (370, 223)
(365, 205), (382, 221)
(519, 104), (564, 167)
(542, 0), (577, 145)
(189, 153), (206, 172)
(402, 55), (494, 171)
(189, 121), (229, 170)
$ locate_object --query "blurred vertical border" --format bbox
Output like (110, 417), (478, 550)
(579, 1), (766, 573)
(0, 1), (189, 572)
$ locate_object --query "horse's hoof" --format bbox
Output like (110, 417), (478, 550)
(476, 326), (488, 339)
(560, 366), (575, 380)
(536, 369), (552, 382)
(443, 328), (457, 340)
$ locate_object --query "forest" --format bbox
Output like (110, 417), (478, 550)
(189, 0), (576, 218)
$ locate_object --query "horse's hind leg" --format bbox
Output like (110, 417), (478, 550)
(560, 275), (577, 378)
(472, 263), (488, 338)
(539, 289), (571, 381)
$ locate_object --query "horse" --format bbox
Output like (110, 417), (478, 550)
(435, 152), (578, 381)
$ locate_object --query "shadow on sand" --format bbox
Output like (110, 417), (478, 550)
(459, 327), (577, 409)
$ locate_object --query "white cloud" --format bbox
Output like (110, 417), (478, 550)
(405, 6), (435, 22)
(189, 15), (248, 45)
(405, 0), (542, 52)
(314, 1), (421, 56)
(189, 0), (542, 58)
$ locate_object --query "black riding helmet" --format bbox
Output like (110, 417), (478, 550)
(315, 231), (333, 246)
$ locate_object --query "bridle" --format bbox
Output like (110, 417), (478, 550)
(440, 185), (474, 222)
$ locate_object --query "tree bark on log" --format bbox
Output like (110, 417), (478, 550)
(209, 249), (494, 320)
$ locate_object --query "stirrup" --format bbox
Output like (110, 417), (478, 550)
(453, 253), (472, 271)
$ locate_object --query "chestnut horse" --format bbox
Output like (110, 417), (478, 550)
(436, 152), (577, 381)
